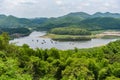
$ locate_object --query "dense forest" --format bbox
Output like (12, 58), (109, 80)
(0, 33), (120, 80)
(49, 27), (91, 35)
(0, 28), (31, 38)
(0, 28), (30, 35)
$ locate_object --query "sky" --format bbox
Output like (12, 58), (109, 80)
(0, 0), (120, 18)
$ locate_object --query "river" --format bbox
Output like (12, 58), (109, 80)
(10, 31), (117, 50)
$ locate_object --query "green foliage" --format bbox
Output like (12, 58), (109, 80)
(47, 34), (91, 41)
(0, 28), (30, 35)
(0, 32), (9, 50)
(0, 34), (120, 80)
(0, 28), (31, 38)
(49, 27), (91, 35)
(105, 76), (120, 80)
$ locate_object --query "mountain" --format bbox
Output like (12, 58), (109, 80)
(79, 17), (120, 30)
(0, 15), (32, 28)
(92, 12), (120, 18)
(60, 12), (91, 20)
(66, 12), (90, 18)
(30, 18), (48, 24)
(35, 12), (91, 30)
(0, 12), (120, 31)
(37, 12), (120, 30)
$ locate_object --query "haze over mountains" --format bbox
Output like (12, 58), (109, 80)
(63, 12), (120, 19)
(0, 12), (120, 30)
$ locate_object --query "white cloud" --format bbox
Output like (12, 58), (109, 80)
(0, 0), (120, 18)
(104, 3), (110, 7)
(55, 0), (63, 5)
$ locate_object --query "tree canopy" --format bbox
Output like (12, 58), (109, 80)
(0, 33), (120, 80)
(49, 27), (91, 35)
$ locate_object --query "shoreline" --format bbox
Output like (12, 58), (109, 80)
(40, 31), (120, 41)
(40, 34), (92, 41)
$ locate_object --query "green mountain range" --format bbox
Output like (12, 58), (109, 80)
(0, 12), (120, 31)
(37, 12), (120, 30)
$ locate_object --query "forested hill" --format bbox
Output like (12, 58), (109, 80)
(79, 17), (120, 30)
(0, 33), (120, 80)
(0, 15), (31, 28)
(0, 12), (120, 30)
(0, 15), (47, 28)
(34, 12), (120, 30)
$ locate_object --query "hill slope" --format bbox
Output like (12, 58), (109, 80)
(0, 15), (31, 28)
(79, 17), (120, 30)
(0, 12), (120, 31)
(37, 12), (120, 30)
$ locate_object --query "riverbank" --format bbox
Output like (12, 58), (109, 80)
(0, 27), (31, 39)
(41, 34), (92, 41)
(10, 33), (31, 39)
(95, 31), (120, 38)
(41, 30), (120, 41)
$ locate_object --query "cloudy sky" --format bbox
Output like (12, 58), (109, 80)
(0, 0), (120, 18)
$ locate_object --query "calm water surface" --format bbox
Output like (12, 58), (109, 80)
(10, 31), (117, 50)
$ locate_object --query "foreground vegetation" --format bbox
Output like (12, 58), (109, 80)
(0, 33), (120, 80)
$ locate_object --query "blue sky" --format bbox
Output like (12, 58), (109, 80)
(0, 0), (120, 18)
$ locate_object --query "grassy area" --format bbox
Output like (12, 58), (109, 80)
(101, 35), (120, 39)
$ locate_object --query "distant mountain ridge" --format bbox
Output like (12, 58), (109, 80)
(0, 15), (31, 28)
(0, 12), (120, 30)
(36, 12), (120, 30)
(62, 12), (120, 19)
(92, 12), (120, 18)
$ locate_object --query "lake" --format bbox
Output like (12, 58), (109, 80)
(10, 31), (117, 50)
